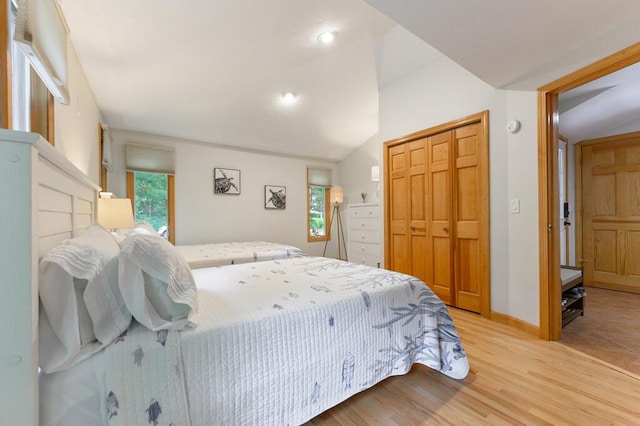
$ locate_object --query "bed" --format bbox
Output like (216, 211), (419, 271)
(40, 256), (468, 425)
(0, 130), (469, 426)
(175, 240), (305, 268)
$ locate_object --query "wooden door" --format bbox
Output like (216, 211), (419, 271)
(387, 140), (427, 280)
(427, 131), (453, 304)
(582, 136), (640, 294)
(407, 139), (428, 282)
(453, 123), (485, 312)
(388, 144), (411, 275)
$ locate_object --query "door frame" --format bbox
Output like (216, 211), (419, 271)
(537, 42), (640, 340)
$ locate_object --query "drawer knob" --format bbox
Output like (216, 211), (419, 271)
(361, 235), (365, 239)
(361, 223), (365, 227)
(361, 247), (365, 252)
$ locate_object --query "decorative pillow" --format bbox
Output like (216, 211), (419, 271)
(119, 233), (198, 331)
(39, 224), (123, 373)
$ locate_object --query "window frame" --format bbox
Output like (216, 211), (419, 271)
(98, 124), (108, 191)
(307, 184), (331, 242)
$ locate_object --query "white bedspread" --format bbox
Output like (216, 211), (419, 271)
(175, 240), (305, 269)
(105, 257), (468, 425)
(43, 257), (468, 426)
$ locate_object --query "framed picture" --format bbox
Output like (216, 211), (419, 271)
(265, 185), (286, 209)
(214, 168), (241, 195)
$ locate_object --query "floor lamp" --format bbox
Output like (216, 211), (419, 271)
(323, 185), (348, 261)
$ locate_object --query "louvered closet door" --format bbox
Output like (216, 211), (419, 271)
(427, 131), (453, 304)
(453, 123), (484, 312)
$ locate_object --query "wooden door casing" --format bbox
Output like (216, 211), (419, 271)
(582, 134), (640, 294)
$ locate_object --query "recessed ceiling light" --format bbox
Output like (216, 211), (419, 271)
(317, 31), (337, 45)
(280, 92), (298, 104)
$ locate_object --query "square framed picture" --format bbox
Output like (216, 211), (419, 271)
(265, 185), (286, 209)
(214, 168), (241, 195)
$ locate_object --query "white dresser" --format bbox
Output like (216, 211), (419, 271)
(348, 203), (381, 268)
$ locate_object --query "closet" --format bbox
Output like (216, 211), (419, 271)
(384, 111), (490, 315)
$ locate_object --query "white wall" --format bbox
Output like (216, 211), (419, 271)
(505, 90), (540, 324)
(108, 130), (338, 257)
(338, 134), (381, 206)
(53, 44), (102, 182)
(341, 28), (541, 325)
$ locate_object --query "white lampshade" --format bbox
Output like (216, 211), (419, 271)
(371, 165), (380, 182)
(330, 185), (344, 204)
(97, 198), (135, 231)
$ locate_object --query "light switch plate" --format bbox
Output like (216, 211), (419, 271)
(510, 198), (520, 213)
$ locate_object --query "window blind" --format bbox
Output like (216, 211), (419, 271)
(14, 0), (69, 104)
(307, 167), (332, 187)
(126, 144), (175, 175)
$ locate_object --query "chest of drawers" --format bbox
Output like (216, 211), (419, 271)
(348, 203), (380, 268)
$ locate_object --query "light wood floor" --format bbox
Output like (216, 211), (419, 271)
(306, 308), (640, 425)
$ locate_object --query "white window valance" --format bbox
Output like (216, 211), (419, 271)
(307, 167), (332, 187)
(14, 0), (70, 104)
(126, 144), (175, 175)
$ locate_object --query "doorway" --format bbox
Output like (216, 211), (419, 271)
(538, 42), (640, 341)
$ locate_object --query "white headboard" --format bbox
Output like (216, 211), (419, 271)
(0, 129), (100, 426)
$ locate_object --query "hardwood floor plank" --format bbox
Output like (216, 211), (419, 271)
(305, 308), (640, 425)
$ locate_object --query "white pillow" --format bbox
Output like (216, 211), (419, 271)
(84, 256), (132, 345)
(133, 221), (157, 235)
(39, 224), (122, 373)
(119, 234), (198, 331)
(113, 221), (160, 243)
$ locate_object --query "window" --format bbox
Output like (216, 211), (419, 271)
(126, 171), (175, 244)
(125, 143), (176, 244)
(307, 167), (332, 242)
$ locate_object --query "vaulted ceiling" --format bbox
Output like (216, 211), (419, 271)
(57, 0), (640, 159)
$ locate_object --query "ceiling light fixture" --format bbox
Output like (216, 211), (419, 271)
(317, 31), (337, 45)
(280, 92), (298, 105)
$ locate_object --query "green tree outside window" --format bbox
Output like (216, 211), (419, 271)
(134, 172), (168, 232)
